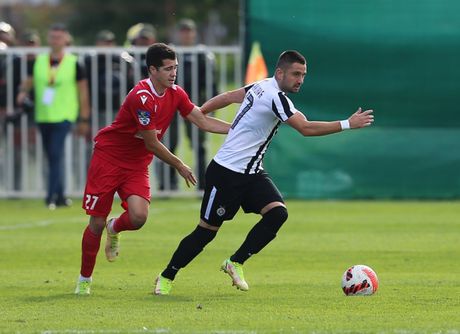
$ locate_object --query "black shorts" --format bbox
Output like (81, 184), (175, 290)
(200, 160), (284, 227)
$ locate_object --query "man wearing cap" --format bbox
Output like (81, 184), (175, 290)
(0, 21), (16, 48)
(126, 23), (157, 80)
(0, 22), (17, 116)
(84, 29), (132, 129)
(160, 18), (218, 191)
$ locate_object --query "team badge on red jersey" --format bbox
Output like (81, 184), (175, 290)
(137, 109), (151, 125)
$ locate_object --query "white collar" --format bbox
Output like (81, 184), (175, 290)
(147, 78), (177, 97)
(146, 78), (164, 97)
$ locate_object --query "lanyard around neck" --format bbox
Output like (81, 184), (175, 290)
(48, 55), (63, 86)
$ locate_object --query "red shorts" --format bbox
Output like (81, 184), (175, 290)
(82, 152), (151, 217)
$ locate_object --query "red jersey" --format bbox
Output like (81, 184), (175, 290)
(94, 79), (195, 170)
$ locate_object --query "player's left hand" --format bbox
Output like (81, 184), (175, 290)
(177, 163), (197, 187)
(349, 107), (374, 128)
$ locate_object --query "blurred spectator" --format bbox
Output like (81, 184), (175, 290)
(160, 18), (218, 190)
(203, 11), (227, 45)
(22, 29), (41, 46)
(96, 29), (116, 47)
(8, 29), (42, 114)
(16, 23), (90, 209)
(127, 23), (157, 79)
(127, 23), (156, 47)
(84, 29), (133, 128)
(0, 21), (16, 48)
(1, 29), (40, 122)
(6, 29), (42, 190)
(12, 30), (41, 109)
(0, 21), (17, 115)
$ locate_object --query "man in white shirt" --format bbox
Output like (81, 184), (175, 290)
(154, 50), (374, 295)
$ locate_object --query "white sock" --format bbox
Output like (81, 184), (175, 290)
(79, 275), (92, 282)
(107, 218), (117, 234)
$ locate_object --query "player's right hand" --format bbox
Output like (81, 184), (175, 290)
(176, 163), (197, 188)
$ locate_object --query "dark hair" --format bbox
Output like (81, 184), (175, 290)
(275, 50), (306, 70)
(146, 43), (176, 69)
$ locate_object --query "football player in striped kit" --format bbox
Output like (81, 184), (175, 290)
(154, 50), (374, 295)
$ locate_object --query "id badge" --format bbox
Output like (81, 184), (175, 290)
(42, 87), (55, 106)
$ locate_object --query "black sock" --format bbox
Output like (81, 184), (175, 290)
(231, 206), (288, 264)
(162, 225), (217, 280)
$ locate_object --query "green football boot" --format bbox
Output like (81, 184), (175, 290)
(221, 259), (249, 291)
(75, 279), (91, 295)
(154, 274), (173, 295)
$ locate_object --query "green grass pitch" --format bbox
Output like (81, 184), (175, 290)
(0, 199), (459, 333)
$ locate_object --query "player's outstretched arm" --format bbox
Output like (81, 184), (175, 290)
(287, 107), (374, 136)
(139, 129), (197, 187)
(186, 106), (231, 134)
(200, 87), (246, 114)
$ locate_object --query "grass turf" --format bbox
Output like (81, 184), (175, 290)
(0, 199), (459, 333)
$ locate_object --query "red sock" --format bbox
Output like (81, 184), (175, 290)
(80, 225), (102, 278)
(112, 211), (139, 233)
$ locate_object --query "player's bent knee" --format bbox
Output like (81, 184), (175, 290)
(264, 206), (288, 233)
(265, 205), (288, 222)
(129, 211), (148, 229)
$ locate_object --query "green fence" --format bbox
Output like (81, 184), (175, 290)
(246, 0), (460, 198)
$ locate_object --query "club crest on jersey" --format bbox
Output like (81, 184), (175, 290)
(137, 109), (151, 125)
(216, 206), (226, 217)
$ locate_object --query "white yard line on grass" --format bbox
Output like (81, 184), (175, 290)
(39, 330), (460, 334)
(0, 217), (84, 230)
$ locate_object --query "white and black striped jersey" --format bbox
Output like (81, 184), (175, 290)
(214, 77), (300, 174)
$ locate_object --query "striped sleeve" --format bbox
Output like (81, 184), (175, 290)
(244, 84), (255, 93)
(271, 92), (299, 121)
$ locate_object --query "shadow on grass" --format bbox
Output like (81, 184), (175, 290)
(21, 291), (239, 303)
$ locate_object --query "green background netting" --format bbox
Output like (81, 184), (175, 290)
(246, 0), (460, 198)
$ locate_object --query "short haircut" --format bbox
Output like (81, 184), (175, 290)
(275, 50), (306, 70)
(146, 43), (176, 69)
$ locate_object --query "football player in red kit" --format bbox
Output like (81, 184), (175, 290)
(75, 43), (231, 295)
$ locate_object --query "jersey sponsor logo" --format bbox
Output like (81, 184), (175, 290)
(252, 83), (264, 98)
(216, 206), (226, 217)
(137, 109), (151, 125)
(140, 95), (148, 105)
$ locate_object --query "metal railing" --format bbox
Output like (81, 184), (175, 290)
(0, 45), (242, 198)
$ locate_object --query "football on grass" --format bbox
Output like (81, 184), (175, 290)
(341, 264), (379, 296)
